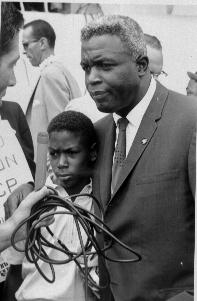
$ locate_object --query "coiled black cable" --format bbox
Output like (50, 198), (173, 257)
(11, 188), (141, 300)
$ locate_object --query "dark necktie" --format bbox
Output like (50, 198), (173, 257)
(111, 117), (129, 192)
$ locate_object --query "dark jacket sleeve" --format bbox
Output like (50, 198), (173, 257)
(0, 101), (35, 178)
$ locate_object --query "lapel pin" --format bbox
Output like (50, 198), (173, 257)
(141, 138), (148, 145)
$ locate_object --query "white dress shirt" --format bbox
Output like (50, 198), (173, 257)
(113, 78), (156, 157)
(39, 54), (57, 71)
(15, 175), (98, 301)
(65, 92), (107, 123)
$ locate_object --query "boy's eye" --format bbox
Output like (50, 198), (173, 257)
(49, 151), (58, 158)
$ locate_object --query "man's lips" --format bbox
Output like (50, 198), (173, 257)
(90, 91), (108, 101)
(90, 91), (107, 96)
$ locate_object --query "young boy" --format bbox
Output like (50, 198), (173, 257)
(14, 111), (99, 301)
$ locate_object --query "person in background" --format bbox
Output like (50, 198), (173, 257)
(23, 19), (81, 157)
(81, 15), (196, 301)
(65, 92), (107, 123)
(186, 71), (197, 97)
(144, 33), (167, 79)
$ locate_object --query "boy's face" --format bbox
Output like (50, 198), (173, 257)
(49, 130), (94, 195)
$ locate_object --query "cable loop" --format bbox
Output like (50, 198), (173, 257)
(11, 188), (141, 300)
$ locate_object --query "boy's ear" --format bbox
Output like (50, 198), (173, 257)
(136, 55), (149, 76)
(89, 143), (97, 163)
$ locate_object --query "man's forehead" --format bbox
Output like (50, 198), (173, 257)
(81, 35), (127, 54)
(81, 45), (130, 63)
(147, 46), (163, 63)
(22, 26), (34, 40)
(81, 49), (125, 60)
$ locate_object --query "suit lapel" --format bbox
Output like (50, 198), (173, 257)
(110, 82), (169, 201)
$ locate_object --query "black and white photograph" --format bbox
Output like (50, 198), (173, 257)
(0, 1), (196, 300)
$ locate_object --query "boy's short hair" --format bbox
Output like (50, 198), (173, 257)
(47, 111), (97, 149)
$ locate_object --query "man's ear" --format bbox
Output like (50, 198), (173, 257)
(136, 55), (149, 76)
(40, 37), (48, 50)
(89, 143), (97, 164)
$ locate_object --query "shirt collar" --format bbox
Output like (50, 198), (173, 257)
(39, 55), (57, 72)
(113, 78), (156, 128)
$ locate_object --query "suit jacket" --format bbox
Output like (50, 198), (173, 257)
(0, 101), (35, 177)
(93, 82), (196, 301)
(26, 59), (81, 157)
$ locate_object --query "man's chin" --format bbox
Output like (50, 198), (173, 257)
(96, 103), (113, 113)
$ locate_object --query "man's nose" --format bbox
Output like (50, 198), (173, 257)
(8, 70), (16, 87)
(86, 67), (102, 85)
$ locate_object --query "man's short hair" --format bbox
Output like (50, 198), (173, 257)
(81, 15), (146, 61)
(23, 19), (56, 49)
(47, 111), (97, 149)
(0, 2), (24, 56)
(144, 34), (162, 50)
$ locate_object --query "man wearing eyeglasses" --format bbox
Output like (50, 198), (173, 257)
(144, 33), (168, 79)
(23, 20), (81, 159)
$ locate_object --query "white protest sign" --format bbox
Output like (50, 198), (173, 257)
(0, 120), (33, 218)
(0, 120), (33, 282)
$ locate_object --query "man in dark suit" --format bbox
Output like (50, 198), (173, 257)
(80, 15), (196, 301)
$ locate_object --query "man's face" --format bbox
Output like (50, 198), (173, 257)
(146, 45), (163, 77)
(0, 33), (20, 99)
(81, 34), (140, 116)
(186, 79), (197, 97)
(49, 130), (92, 195)
(22, 26), (42, 66)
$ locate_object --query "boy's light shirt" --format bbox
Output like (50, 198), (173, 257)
(15, 174), (98, 301)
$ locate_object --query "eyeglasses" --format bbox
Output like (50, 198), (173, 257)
(22, 39), (39, 51)
(151, 70), (168, 79)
